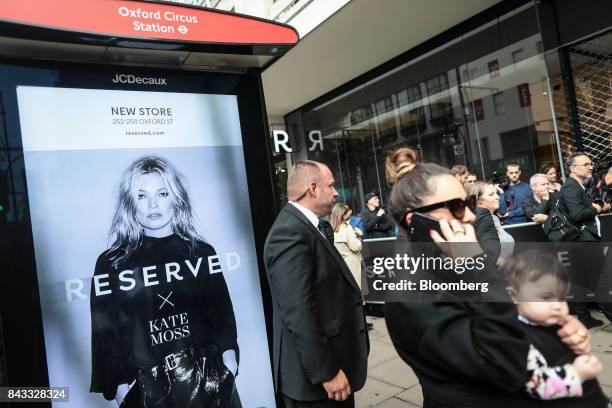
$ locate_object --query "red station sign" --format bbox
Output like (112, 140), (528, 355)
(0, 0), (299, 45)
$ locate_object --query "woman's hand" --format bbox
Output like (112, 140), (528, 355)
(557, 316), (591, 354)
(498, 212), (509, 219)
(430, 219), (482, 258)
(430, 219), (477, 243)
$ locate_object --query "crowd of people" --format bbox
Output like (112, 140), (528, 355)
(262, 147), (612, 408)
(352, 154), (612, 239)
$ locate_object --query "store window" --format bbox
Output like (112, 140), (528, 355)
(285, 3), (562, 213)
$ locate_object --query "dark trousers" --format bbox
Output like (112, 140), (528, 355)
(567, 237), (610, 323)
(571, 301), (596, 321)
(281, 393), (355, 408)
(571, 301), (612, 323)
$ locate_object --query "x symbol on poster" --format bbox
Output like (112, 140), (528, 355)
(157, 291), (175, 310)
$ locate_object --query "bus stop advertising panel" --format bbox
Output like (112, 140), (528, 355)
(0, 1), (298, 406)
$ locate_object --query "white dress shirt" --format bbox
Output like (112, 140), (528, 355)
(289, 201), (325, 237)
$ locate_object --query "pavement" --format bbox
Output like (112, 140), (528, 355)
(356, 310), (612, 408)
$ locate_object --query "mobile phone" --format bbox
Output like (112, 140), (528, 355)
(408, 212), (443, 242)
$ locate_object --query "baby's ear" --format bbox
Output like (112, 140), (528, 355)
(506, 286), (518, 304)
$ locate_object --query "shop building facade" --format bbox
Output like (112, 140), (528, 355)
(277, 0), (612, 213)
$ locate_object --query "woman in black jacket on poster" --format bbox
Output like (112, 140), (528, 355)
(383, 147), (600, 408)
(90, 155), (241, 408)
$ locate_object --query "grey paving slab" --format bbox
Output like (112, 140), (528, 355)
(368, 316), (390, 342)
(375, 396), (421, 407)
(592, 349), (612, 388)
(355, 377), (403, 408)
(395, 385), (424, 407)
(368, 339), (399, 369)
(368, 357), (419, 389)
(601, 384), (612, 398)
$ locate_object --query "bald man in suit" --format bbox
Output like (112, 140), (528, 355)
(264, 160), (369, 408)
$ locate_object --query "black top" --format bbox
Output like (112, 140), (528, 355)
(521, 323), (608, 407)
(384, 236), (605, 407)
(386, 299), (612, 408)
(473, 207), (501, 262)
(359, 207), (393, 239)
(559, 177), (599, 240)
(522, 193), (553, 221)
(90, 234), (238, 400)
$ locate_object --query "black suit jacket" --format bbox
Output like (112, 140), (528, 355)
(559, 177), (599, 241)
(522, 193), (552, 220)
(473, 207), (501, 263)
(263, 204), (369, 401)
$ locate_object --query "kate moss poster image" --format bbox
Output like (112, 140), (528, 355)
(17, 86), (275, 407)
(91, 156), (240, 407)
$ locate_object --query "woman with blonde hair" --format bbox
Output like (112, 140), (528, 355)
(465, 180), (515, 266)
(90, 155), (241, 408)
(330, 203), (365, 294)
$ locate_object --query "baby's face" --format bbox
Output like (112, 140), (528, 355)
(518, 302), (569, 326)
(513, 275), (569, 326)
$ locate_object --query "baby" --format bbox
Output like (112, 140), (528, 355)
(503, 250), (608, 403)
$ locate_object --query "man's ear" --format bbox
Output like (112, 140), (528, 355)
(404, 213), (413, 226)
(307, 181), (317, 196)
(506, 286), (519, 304)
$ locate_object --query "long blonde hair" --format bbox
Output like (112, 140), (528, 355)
(330, 203), (351, 232)
(107, 155), (203, 268)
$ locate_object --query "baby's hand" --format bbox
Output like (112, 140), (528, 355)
(573, 354), (602, 382)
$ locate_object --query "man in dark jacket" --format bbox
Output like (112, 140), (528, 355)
(359, 192), (393, 239)
(522, 173), (553, 223)
(264, 160), (368, 407)
(560, 152), (611, 328)
(560, 152), (610, 241)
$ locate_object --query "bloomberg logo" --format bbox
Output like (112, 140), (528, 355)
(112, 74), (167, 85)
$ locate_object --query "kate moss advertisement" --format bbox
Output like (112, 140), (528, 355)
(17, 86), (275, 407)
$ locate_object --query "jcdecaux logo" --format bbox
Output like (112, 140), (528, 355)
(112, 74), (167, 85)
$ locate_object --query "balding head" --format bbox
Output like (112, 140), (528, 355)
(287, 160), (338, 217)
(287, 160), (324, 201)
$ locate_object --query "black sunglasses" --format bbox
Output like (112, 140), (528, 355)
(406, 196), (476, 220)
